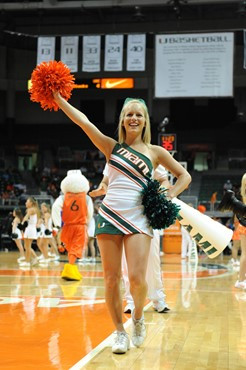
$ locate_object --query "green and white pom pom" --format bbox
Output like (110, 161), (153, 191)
(141, 179), (180, 229)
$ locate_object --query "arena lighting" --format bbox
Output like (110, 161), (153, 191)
(28, 78), (134, 90)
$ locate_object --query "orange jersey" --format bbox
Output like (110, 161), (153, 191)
(62, 192), (87, 225)
(238, 223), (246, 236)
(232, 219), (240, 240)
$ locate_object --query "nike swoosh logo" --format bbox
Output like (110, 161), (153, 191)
(105, 79), (127, 89)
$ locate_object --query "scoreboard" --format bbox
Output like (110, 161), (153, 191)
(28, 78), (134, 90)
(158, 133), (177, 152)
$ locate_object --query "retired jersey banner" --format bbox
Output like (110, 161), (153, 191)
(37, 36), (55, 65)
(127, 34), (146, 71)
(82, 35), (101, 72)
(104, 34), (123, 71)
(155, 32), (234, 98)
(60, 36), (79, 72)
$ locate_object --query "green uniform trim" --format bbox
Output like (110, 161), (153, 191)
(95, 214), (124, 236)
(110, 142), (153, 179)
(100, 203), (141, 234)
(110, 159), (147, 189)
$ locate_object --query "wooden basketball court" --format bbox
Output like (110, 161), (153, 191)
(0, 252), (245, 369)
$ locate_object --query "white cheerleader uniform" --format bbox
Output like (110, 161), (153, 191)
(36, 223), (43, 239)
(42, 216), (53, 239)
(12, 221), (22, 240)
(98, 143), (153, 237)
(24, 214), (38, 240)
(121, 165), (169, 307)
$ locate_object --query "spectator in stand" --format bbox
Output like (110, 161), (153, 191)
(47, 182), (59, 199)
(1, 191), (10, 205)
(197, 204), (206, 214)
(6, 183), (14, 192)
(40, 176), (48, 195)
(210, 192), (217, 212)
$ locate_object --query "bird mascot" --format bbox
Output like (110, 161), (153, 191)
(52, 170), (93, 280)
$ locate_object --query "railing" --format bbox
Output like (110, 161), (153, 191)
(199, 200), (233, 218)
(0, 194), (54, 208)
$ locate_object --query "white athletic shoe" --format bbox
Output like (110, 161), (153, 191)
(153, 300), (170, 313)
(235, 280), (246, 289)
(31, 257), (39, 266)
(19, 261), (31, 268)
(39, 258), (50, 266)
(131, 309), (146, 347)
(17, 257), (25, 263)
(112, 332), (130, 354)
(230, 258), (240, 266)
(77, 258), (87, 264)
(124, 303), (134, 314)
(49, 254), (60, 261)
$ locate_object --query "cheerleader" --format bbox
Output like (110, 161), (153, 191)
(235, 173), (246, 289)
(38, 202), (53, 265)
(90, 164), (171, 314)
(51, 92), (191, 353)
(230, 215), (241, 267)
(36, 215), (45, 260)
(11, 208), (25, 263)
(19, 197), (39, 268)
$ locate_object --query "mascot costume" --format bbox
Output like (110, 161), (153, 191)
(52, 170), (93, 280)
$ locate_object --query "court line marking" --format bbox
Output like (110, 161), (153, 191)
(0, 274), (104, 278)
(69, 301), (153, 370)
(0, 274), (233, 280)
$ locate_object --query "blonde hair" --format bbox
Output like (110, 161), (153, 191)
(41, 202), (51, 213)
(241, 173), (246, 204)
(118, 99), (151, 144)
(28, 197), (41, 218)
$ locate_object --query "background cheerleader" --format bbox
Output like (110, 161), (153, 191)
(11, 208), (25, 264)
(38, 202), (53, 266)
(235, 173), (246, 289)
(19, 197), (40, 268)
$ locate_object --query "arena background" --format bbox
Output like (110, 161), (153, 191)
(1, 2), (246, 369)
(0, 0), (245, 236)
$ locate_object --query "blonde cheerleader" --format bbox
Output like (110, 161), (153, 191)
(37, 202), (52, 265)
(19, 197), (40, 268)
(12, 208), (25, 263)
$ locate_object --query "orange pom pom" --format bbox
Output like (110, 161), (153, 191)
(29, 60), (75, 111)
